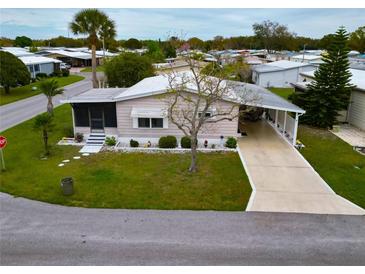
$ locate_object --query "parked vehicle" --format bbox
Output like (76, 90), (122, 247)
(60, 62), (71, 70)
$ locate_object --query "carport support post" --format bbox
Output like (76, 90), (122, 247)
(292, 112), (299, 146)
(275, 110), (279, 128)
(283, 111), (287, 136)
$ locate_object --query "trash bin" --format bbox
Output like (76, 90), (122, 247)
(60, 177), (74, 195)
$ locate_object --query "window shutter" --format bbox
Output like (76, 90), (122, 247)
(163, 118), (168, 129)
(132, 118), (138, 129)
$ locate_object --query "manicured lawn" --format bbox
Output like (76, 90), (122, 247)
(269, 87), (295, 100)
(298, 126), (365, 208)
(80, 66), (105, 72)
(0, 75), (85, 106)
(0, 104), (251, 210)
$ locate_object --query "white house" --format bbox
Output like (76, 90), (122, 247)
(62, 72), (305, 152)
(18, 56), (62, 78)
(290, 54), (322, 63)
(294, 69), (365, 130)
(252, 60), (314, 88)
(0, 47), (34, 57)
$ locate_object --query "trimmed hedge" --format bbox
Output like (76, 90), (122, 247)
(225, 137), (237, 148)
(130, 139), (139, 147)
(159, 135), (177, 148)
(180, 136), (191, 148)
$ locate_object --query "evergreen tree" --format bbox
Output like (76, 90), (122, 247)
(293, 27), (354, 128)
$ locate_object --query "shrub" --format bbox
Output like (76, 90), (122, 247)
(130, 139), (139, 147)
(75, 132), (83, 143)
(105, 136), (117, 146)
(159, 135), (177, 148)
(51, 70), (63, 77)
(61, 69), (70, 77)
(63, 126), (74, 138)
(225, 137), (237, 148)
(36, 73), (48, 80)
(180, 136), (191, 148)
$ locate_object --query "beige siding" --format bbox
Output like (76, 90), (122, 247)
(116, 95), (239, 139)
(348, 90), (365, 130)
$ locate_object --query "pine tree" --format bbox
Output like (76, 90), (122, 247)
(293, 26), (354, 128)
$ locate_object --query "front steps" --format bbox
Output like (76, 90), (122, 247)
(79, 133), (106, 153)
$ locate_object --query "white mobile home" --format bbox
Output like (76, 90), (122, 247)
(18, 56), (61, 78)
(294, 69), (365, 130)
(63, 72), (305, 149)
(252, 60), (314, 88)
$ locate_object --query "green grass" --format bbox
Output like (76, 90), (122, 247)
(298, 126), (365, 208)
(0, 104), (251, 210)
(0, 75), (85, 106)
(80, 66), (105, 72)
(269, 87), (295, 100)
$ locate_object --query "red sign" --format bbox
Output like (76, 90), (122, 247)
(0, 136), (7, 149)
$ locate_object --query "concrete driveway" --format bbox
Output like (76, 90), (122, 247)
(1, 193), (365, 265)
(238, 121), (365, 215)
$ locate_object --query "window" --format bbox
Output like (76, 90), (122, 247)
(28, 66), (33, 73)
(137, 118), (164, 128)
(138, 118), (150, 128)
(151, 118), (163, 128)
(34, 64), (40, 72)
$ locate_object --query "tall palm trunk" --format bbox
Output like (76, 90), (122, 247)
(47, 97), (53, 114)
(91, 44), (98, 88)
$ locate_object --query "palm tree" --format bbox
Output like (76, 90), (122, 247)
(33, 113), (54, 156)
(70, 9), (116, 88)
(39, 79), (64, 114)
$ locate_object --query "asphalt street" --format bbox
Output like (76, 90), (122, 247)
(0, 193), (364, 265)
(0, 73), (93, 132)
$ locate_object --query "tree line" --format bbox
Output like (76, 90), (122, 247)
(1, 23), (364, 53)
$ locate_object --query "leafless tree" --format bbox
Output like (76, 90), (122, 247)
(162, 56), (260, 173)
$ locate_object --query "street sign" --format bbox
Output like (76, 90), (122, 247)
(0, 136), (6, 170)
(0, 136), (7, 149)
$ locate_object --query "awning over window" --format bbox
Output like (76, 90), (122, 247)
(130, 108), (166, 118)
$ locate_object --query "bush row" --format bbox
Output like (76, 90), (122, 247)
(127, 136), (237, 149)
(35, 69), (69, 80)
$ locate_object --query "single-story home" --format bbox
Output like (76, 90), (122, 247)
(0, 47), (35, 57)
(18, 55), (61, 78)
(290, 54), (322, 63)
(292, 68), (365, 130)
(252, 60), (315, 88)
(62, 72), (305, 147)
(36, 49), (102, 67)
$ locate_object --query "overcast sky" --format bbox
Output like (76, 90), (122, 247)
(0, 8), (364, 40)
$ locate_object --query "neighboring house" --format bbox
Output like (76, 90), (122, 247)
(18, 56), (61, 78)
(0, 47), (35, 57)
(292, 68), (365, 130)
(290, 54), (322, 63)
(252, 60), (314, 88)
(36, 49), (101, 67)
(63, 72), (305, 147)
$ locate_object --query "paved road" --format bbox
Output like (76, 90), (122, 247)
(1, 193), (364, 265)
(0, 73), (93, 132)
(238, 121), (365, 215)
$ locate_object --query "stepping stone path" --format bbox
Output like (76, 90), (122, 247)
(82, 153), (90, 156)
(73, 156), (81, 159)
(62, 160), (70, 163)
(58, 163), (65, 167)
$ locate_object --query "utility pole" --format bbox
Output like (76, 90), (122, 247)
(302, 44), (307, 63)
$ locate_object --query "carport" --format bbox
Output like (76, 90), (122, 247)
(234, 83), (305, 146)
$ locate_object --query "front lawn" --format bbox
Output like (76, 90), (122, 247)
(298, 126), (365, 208)
(80, 66), (105, 72)
(269, 87), (295, 100)
(0, 104), (251, 210)
(0, 75), (85, 106)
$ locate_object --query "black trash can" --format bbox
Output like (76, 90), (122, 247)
(61, 177), (74, 195)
